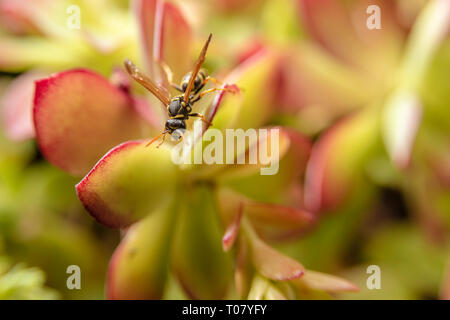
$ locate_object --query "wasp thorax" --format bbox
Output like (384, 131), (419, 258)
(168, 97), (184, 117)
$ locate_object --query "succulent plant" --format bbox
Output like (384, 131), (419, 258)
(29, 0), (359, 299)
(0, 0), (448, 300)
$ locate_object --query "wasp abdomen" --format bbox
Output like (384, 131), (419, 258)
(181, 69), (208, 93)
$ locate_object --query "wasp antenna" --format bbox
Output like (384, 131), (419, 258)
(203, 34), (212, 57)
(183, 33), (213, 103)
(124, 59), (138, 77)
(146, 134), (162, 147)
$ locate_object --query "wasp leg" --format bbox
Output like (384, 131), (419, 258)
(199, 87), (236, 98)
(204, 76), (222, 86)
(146, 130), (168, 147)
(202, 78), (241, 94)
(189, 113), (212, 126)
(193, 76), (222, 95)
(191, 87), (236, 104)
(156, 133), (167, 148)
(159, 61), (183, 92)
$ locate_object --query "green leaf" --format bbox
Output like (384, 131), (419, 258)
(76, 140), (179, 228)
(34, 69), (151, 176)
(107, 203), (177, 299)
(172, 184), (232, 299)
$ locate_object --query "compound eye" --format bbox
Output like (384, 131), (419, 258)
(194, 77), (201, 88)
(182, 82), (188, 91)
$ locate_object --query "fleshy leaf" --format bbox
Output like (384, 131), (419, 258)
(297, 0), (403, 78)
(222, 203), (243, 252)
(280, 0), (405, 117)
(277, 45), (374, 118)
(298, 0), (356, 63)
(1, 71), (47, 141)
(217, 187), (314, 241)
(381, 0), (450, 169)
(399, 0), (450, 91)
(235, 238), (254, 299)
(261, 0), (304, 45)
(304, 108), (379, 212)
(172, 185), (232, 299)
(292, 270), (358, 293)
(244, 201), (314, 241)
(0, 37), (81, 72)
(0, 0), (54, 35)
(34, 69), (149, 176)
(134, 0), (192, 82)
(264, 284), (288, 300)
(107, 204), (176, 299)
(134, 0), (157, 75)
(211, 50), (277, 131)
(155, 1), (192, 83)
(382, 90), (422, 169)
(76, 140), (178, 228)
(246, 274), (291, 300)
(205, 83), (241, 126)
(247, 274), (269, 300)
(244, 220), (304, 281)
(216, 126), (291, 178)
(217, 127), (311, 205)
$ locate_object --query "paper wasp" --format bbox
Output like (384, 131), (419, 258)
(124, 34), (235, 147)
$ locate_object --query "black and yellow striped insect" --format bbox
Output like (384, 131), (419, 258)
(124, 34), (231, 147)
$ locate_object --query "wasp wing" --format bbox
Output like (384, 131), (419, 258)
(183, 34), (212, 103)
(124, 59), (171, 106)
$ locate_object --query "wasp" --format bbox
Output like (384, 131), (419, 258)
(124, 34), (234, 147)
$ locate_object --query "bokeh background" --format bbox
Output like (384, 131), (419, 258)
(0, 0), (449, 299)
